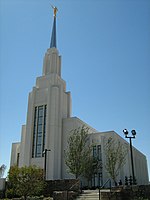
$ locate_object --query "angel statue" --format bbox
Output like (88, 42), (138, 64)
(51, 5), (58, 17)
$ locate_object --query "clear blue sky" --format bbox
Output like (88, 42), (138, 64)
(0, 0), (150, 180)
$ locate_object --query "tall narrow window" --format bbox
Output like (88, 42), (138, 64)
(17, 153), (20, 166)
(32, 105), (47, 158)
(93, 146), (97, 158)
(98, 172), (103, 187)
(97, 145), (102, 161)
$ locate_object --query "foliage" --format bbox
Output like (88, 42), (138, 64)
(65, 126), (96, 179)
(0, 190), (5, 199)
(104, 137), (127, 184)
(7, 165), (45, 199)
(5, 188), (16, 199)
(82, 155), (99, 185)
(0, 164), (6, 178)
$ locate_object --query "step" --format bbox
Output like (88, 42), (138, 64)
(76, 196), (99, 200)
(100, 189), (111, 192)
(76, 190), (99, 200)
(76, 197), (99, 199)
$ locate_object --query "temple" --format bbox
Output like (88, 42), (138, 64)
(10, 8), (149, 186)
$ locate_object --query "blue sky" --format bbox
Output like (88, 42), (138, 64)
(0, 0), (150, 179)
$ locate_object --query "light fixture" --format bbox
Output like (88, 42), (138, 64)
(123, 128), (137, 185)
(123, 129), (129, 137)
(131, 130), (136, 137)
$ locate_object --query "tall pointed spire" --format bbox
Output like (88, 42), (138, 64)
(43, 6), (60, 76)
(50, 6), (58, 48)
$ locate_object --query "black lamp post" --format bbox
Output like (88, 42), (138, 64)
(123, 129), (137, 185)
(43, 149), (51, 180)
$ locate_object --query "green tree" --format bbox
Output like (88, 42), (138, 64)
(7, 165), (44, 200)
(104, 137), (127, 185)
(65, 126), (95, 179)
(0, 164), (6, 178)
(82, 156), (99, 187)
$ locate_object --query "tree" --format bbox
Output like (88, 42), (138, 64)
(7, 165), (44, 200)
(0, 164), (6, 178)
(65, 126), (95, 179)
(104, 137), (127, 185)
(82, 156), (99, 187)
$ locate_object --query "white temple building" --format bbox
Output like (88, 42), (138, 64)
(10, 9), (149, 186)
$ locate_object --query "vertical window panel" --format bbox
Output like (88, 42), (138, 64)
(32, 107), (37, 157)
(93, 146), (97, 158)
(42, 105), (47, 152)
(32, 105), (47, 158)
(97, 145), (102, 161)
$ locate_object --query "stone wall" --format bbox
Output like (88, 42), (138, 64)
(100, 185), (150, 200)
(53, 191), (78, 200)
(44, 179), (80, 197)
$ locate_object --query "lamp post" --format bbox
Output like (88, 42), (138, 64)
(43, 149), (51, 180)
(123, 129), (136, 185)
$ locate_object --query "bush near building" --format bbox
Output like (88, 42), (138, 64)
(6, 165), (45, 200)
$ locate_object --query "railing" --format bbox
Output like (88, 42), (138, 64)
(99, 179), (111, 200)
(66, 179), (80, 200)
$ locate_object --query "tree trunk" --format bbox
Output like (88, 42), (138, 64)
(75, 174), (78, 179)
(24, 195), (27, 200)
(114, 181), (117, 186)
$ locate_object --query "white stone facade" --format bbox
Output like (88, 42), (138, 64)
(87, 131), (149, 186)
(10, 16), (149, 186)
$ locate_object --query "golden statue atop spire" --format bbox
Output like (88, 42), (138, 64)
(51, 5), (58, 17)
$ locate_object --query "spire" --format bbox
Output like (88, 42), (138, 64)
(50, 6), (58, 48)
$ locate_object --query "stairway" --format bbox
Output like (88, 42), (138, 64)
(76, 190), (99, 200)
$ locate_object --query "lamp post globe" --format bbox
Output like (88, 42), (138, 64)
(131, 130), (136, 137)
(123, 129), (129, 137)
